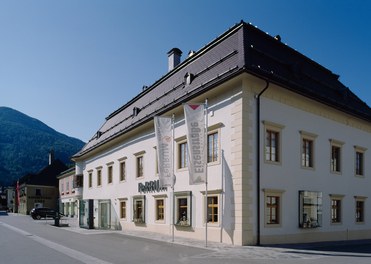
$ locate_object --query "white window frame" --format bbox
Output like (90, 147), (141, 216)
(330, 139), (344, 174)
(118, 157), (127, 182)
(206, 124), (221, 165)
(354, 146), (367, 177)
(263, 121), (284, 165)
(300, 131), (317, 169)
(87, 170), (93, 188)
(96, 166), (102, 187)
(355, 196), (367, 224)
(329, 194), (344, 225)
(201, 189), (222, 226)
(119, 198), (128, 220)
(153, 194), (167, 224)
(107, 162), (114, 184)
(134, 151), (145, 179)
(263, 189), (284, 227)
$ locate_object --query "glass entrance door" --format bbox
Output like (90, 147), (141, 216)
(99, 200), (110, 229)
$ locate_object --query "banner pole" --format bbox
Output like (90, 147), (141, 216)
(205, 99), (208, 248)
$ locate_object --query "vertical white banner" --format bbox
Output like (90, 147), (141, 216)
(184, 103), (206, 185)
(154, 116), (174, 187)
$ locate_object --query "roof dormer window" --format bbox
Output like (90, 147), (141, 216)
(133, 107), (141, 117)
(184, 72), (194, 85)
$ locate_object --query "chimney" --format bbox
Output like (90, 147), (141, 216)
(167, 48), (182, 71)
(49, 148), (55, 165)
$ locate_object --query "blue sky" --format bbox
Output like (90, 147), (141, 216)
(1, 0), (370, 142)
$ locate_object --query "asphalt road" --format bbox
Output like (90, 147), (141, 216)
(1, 212), (371, 264)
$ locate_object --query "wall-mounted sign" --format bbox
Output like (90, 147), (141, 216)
(138, 180), (167, 193)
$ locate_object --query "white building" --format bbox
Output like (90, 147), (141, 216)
(58, 167), (83, 218)
(72, 21), (371, 245)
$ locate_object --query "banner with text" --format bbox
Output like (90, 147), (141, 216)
(184, 103), (206, 185)
(154, 116), (174, 188)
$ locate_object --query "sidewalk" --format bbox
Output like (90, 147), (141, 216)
(55, 217), (371, 260)
(57, 216), (235, 250)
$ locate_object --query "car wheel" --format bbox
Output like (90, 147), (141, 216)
(36, 215), (41, 220)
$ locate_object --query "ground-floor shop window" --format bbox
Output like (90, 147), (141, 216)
(299, 191), (322, 228)
(175, 192), (191, 226)
(133, 196), (145, 224)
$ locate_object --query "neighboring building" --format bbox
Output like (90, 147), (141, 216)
(72, 21), (371, 245)
(17, 155), (68, 215)
(58, 167), (83, 217)
(5, 186), (14, 212)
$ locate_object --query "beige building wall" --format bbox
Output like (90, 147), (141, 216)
(76, 73), (371, 245)
(19, 185), (58, 215)
(258, 79), (371, 244)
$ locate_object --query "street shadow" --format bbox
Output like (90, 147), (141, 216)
(268, 240), (371, 257)
(222, 150), (235, 245)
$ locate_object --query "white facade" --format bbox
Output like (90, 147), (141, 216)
(76, 75), (371, 245)
(73, 22), (371, 245)
(80, 81), (237, 241)
(259, 84), (371, 244)
(58, 168), (82, 218)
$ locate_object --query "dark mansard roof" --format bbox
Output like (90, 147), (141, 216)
(73, 21), (371, 158)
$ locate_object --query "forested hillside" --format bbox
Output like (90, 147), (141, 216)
(0, 107), (85, 186)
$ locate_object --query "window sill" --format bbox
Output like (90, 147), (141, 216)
(301, 166), (315, 171)
(204, 222), (220, 227)
(175, 222), (191, 227)
(207, 160), (221, 167)
(133, 219), (145, 224)
(264, 223), (281, 228)
(299, 225), (321, 229)
(264, 159), (281, 166)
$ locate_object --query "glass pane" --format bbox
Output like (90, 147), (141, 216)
(299, 191), (322, 228)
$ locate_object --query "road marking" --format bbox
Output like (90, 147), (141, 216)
(0, 221), (113, 264)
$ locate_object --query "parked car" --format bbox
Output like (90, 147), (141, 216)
(30, 207), (60, 220)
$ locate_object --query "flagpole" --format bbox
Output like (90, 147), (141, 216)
(171, 113), (175, 243)
(205, 98), (208, 248)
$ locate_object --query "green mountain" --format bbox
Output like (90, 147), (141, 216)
(0, 106), (85, 186)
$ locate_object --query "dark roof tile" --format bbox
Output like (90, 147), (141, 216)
(74, 22), (371, 158)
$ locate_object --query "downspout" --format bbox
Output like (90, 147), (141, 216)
(255, 80), (270, 246)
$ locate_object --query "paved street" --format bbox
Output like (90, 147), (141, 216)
(1, 212), (371, 264)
